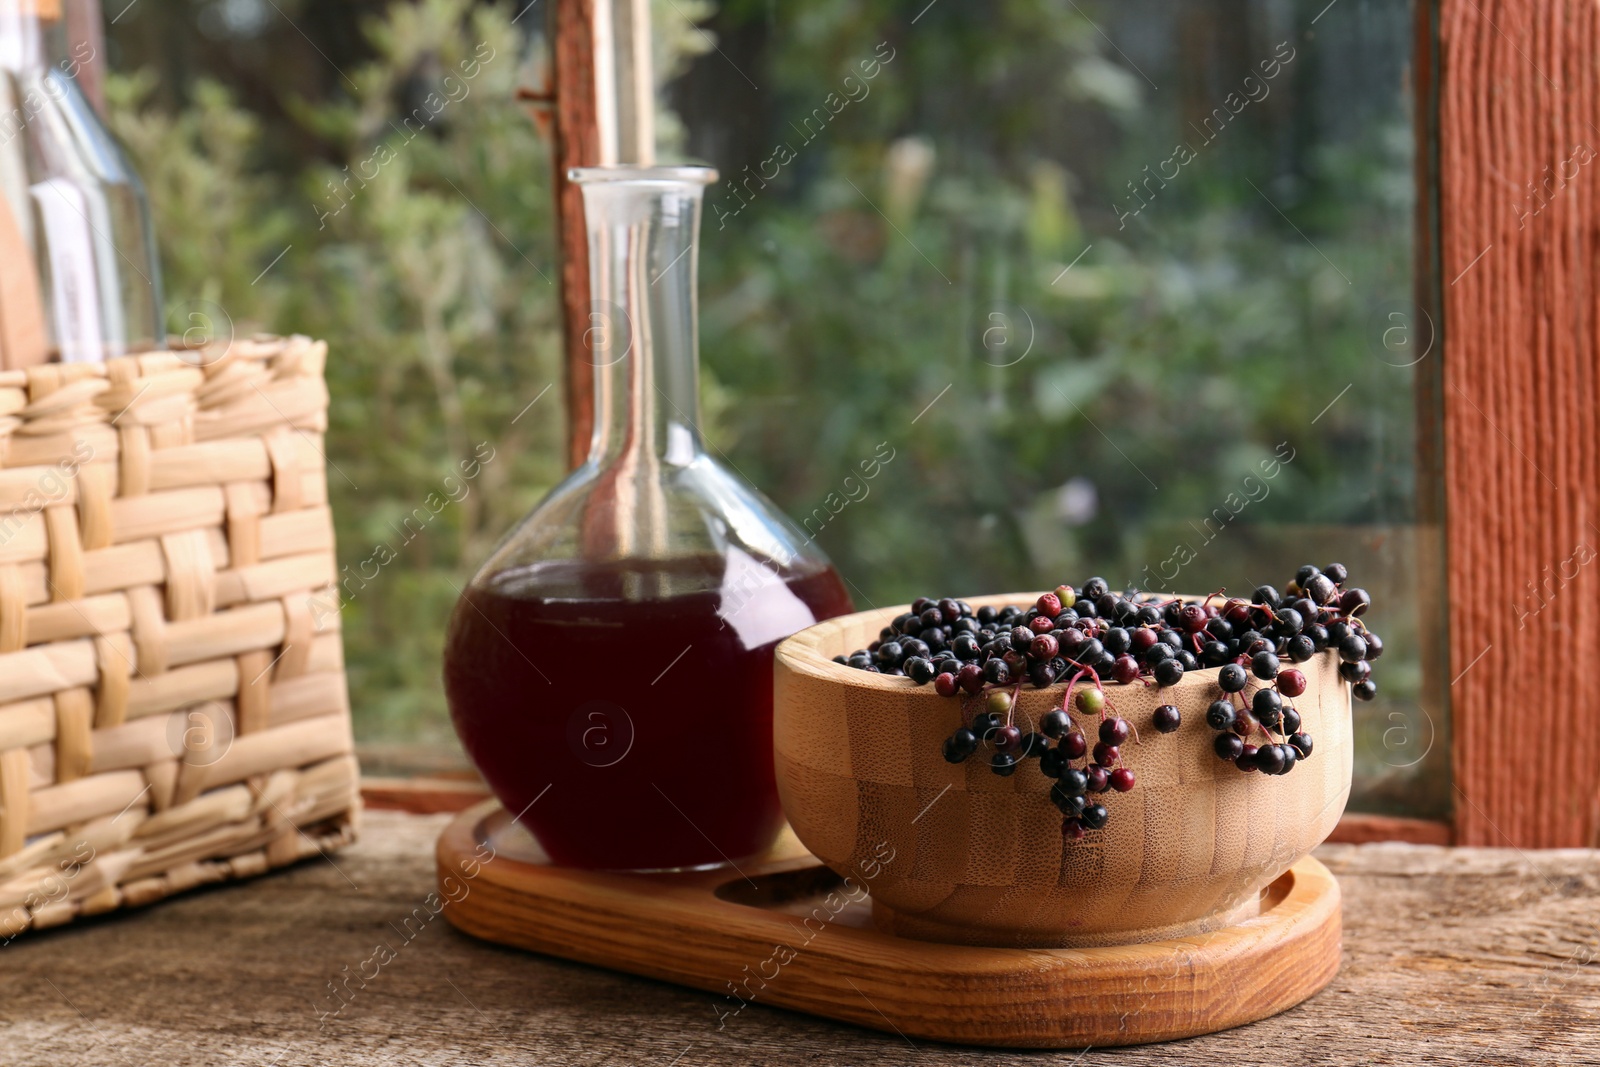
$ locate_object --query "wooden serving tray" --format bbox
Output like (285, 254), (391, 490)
(437, 801), (1341, 1048)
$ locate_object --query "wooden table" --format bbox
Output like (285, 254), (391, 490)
(4, 811), (1596, 1065)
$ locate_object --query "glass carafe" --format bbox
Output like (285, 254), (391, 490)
(0, 0), (163, 364)
(443, 166), (853, 871)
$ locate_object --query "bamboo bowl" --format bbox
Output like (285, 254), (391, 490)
(773, 593), (1353, 948)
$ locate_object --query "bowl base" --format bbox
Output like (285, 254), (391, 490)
(438, 801), (1342, 1049)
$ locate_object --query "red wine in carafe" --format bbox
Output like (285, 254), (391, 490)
(443, 554), (852, 870)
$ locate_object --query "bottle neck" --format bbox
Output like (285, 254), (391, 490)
(0, 2), (53, 73)
(578, 170), (712, 470)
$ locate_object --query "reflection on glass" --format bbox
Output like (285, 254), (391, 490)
(0, 0), (162, 364)
(670, 0), (1444, 816)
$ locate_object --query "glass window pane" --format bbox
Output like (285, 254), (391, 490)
(671, 0), (1446, 817)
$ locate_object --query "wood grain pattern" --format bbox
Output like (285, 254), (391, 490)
(554, 0), (601, 470)
(3, 810), (1595, 1065)
(775, 595), (1352, 947)
(1440, 0), (1600, 847)
(437, 801), (1341, 1049)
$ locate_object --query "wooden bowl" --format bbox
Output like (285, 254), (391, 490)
(773, 593), (1353, 948)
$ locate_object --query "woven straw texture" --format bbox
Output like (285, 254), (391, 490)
(0, 336), (357, 939)
(775, 594), (1352, 948)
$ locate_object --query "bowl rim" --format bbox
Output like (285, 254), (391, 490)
(776, 590), (1305, 702)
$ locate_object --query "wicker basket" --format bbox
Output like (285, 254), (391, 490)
(0, 335), (358, 938)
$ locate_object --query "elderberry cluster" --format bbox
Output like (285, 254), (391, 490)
(835, 564), (1383, 839)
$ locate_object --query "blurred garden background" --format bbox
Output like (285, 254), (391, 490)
(102, 0), (1443, 815)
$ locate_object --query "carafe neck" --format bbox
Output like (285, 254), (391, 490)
(573, 166), (717, 470)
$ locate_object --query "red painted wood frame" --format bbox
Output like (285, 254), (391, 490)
(534, 0), (1600, 847)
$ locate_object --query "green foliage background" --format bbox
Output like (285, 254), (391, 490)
(105, 0), (1442, 811)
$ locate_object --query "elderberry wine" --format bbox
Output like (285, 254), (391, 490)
(445, 555), (851, 870)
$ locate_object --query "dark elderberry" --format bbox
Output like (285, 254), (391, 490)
(1295, 564), (1320, 587)
(1040, 747), (1066, 777)
(1092, 741), (1120, 766)
(1305, 573), (1336, 605)
(1085, 765), (1110, 792)
(1099, 717), (1130, 745)
(875, 641), (904, 667)
(1278, 745), (1298, 775)
(1236, 743), (1260, 772)
(1206, 617), (1234, 641)
(1214, 733), (1244, 760)
(1252, 584), (1280, 607)
(1255, 744), (1287, 775)
(951, 633), (981, 661)
(1153, 704), (1181, 733)
(1218, 664), (1249, 693)
(1137, 604), (1163, 627)
(1175, 650), (1199, 672)
(983, 659), (1013, 686)
(1040, 709), (1070, 739)
(976, 605), (998, 625)
(1252, 688), (1283, 719)
(1274, 608), (1304, 636)
(1324, 561), (1348, 584)
(904, 656), (936, 685)
(1154, 658), (1185, 687)
(1082, 577), (1110, 600)
(1061, 730), (1089, 760)
(1280, 707), (1302, 735)
(1027, 661), (1056, 689)
(1143, 642), (1174, 666)
(1103, 627), (1132, 655)
(1305, 623), (1330, 651)
(1052, 785), (1088, 817)
(1251, 651), (1280, 680)
(1202, 640), (1232, 665)
(1352, 679), (1377, 702)
(1338, 633), (1368, 663)
(1364, 632), (1384, 660)
(994, 724), (1022, 752)
(1339, 588), (1371, 616)
(1289, 732), (1314, 758)
(1286, 634), (1316, 663)
(1326, 620), (1353, 645)
(1339, 659), (1371, 684)
(943, 728), (977, 763)
(990, 752), (1018, 777)
(1058, 767), (1089, 796)
(1081, 803), (1109, 830)
(971, 711), (1002, 741)
(1111, 654), (1141, 684)
(1020, 733), (1048, 758)
(1206, 700), (1236, 731)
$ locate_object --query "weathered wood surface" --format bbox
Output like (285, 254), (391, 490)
(2, 811), (1597, 1065)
